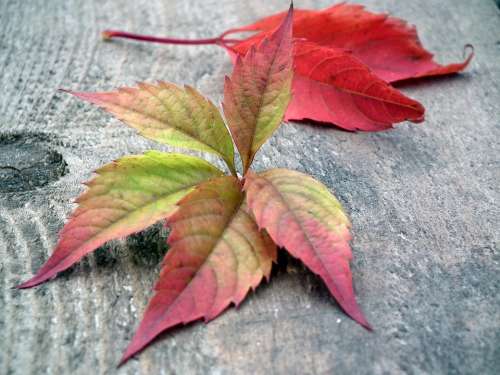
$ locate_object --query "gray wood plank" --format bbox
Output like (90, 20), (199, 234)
(1, 0), (499, 374)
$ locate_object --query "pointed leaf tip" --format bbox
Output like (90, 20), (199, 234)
(16, 278), (43, 289)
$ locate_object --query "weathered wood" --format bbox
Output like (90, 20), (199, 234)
(1, 0), (499, 374)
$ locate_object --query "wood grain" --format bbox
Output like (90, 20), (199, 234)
(1, 1), (499, 374)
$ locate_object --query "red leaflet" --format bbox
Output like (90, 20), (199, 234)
(120, 176), (276, 363)
(226, 3), (473, 83)
(288, 41), (424, 131)
(244, 169), (371, 330)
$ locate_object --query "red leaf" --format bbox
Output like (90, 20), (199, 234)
(100, 3), (473, 131)
(288, 41), (424, 131)
(121, 176), (276, 363)
(225, 11), (429, 130)
(227, 3), (473, 83)
(244, 169), (371, 329)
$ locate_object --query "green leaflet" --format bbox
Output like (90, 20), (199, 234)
(18, 151), (223, 288)
(70, 83), (236, 175)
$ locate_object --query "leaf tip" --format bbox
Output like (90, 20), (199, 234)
(118, 328), (155, 367)
(65, 90), (104, 106)
(343, 302), (373, 331)
(15, 276), (43, 289)
(117, 352), (133, 368)
(60, 88), (101, 105)
(411, 101), (426, 123)
(282, 2), (294, 30)
(357, 315), (373, 331)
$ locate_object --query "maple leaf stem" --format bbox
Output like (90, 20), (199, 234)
(101, 30), (240, 46)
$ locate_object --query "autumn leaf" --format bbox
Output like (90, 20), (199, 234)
(226, 38), (425, 130)
(222, 4), (293, 173)
(226, 39), (424, 130)
(19, 6), (375, 366)
(120, 176), (276, 364)
(101, 2), (472, 132)
(67, 83), (236, 175)
(225, 3), (473, 83)
(244, 169), (370, 329)
(18, 152), (223, 288)
(287, 41), (424, 131)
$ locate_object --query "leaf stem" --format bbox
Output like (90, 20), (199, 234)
(101, 30), (241, 46)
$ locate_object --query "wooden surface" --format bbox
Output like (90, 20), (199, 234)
(1, 1), (499, 374)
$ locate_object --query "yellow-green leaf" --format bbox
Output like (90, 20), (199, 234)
(68, 82), (236, 174)
(18, 151), (223, 288)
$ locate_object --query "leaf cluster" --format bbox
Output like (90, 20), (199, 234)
(19, 6), (372, 365)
